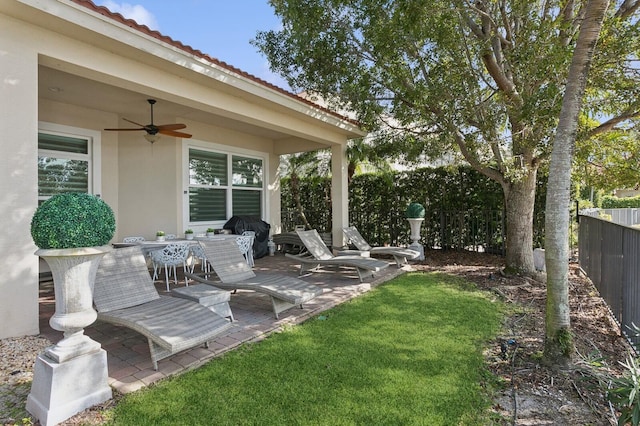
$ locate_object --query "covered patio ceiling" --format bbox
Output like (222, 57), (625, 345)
(38, 65), (312, 148)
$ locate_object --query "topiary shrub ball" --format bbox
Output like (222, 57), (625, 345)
(405, 202), (426, 219)
(31, 192), (116, 249)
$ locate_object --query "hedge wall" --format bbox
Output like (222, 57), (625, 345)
(281, 165), (547, 251)
(601, 194), (640, 208)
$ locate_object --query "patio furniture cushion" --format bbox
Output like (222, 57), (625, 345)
(286, 229), (390, 282)
(185, 240), (324, 319)
(342, 226), (420, 267)
(93, 246), (232, 370)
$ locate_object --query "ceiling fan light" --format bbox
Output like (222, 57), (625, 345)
(144, 133), (160, 144)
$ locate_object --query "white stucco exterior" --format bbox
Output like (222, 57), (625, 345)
(0, 0), (364, 339)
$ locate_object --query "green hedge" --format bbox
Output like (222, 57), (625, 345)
(601, 195), (640, 208)
(281, 165), (548, 251)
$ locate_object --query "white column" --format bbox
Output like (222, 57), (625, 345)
(0, 33), (40, 338)
(331, 143), (348, 250)
(268, 152), (282, 234)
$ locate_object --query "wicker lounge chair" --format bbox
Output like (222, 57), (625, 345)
(342, 226), (420, 267)
(93, 246), (232, 370)
(185, 239), (324, 319)
(286, 229), (390, 282)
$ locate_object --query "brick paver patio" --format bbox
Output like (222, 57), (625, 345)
(38, 252), (409, 394)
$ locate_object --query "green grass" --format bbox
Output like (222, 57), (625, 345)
(108, 272), (503, 425)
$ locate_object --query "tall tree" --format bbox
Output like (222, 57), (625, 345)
(545, 0), (611, 366)
(254, 0), (640, 275)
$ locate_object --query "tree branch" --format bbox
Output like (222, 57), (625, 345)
(616, 0), (640, 18)
(587, 109), (640, 137)
(452, 128), (506, 186)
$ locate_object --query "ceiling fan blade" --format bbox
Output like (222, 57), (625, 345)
(122, 117), (147, 127)
(104, 127), (145, 131)
(155, 123), (187, 131)
(159, 129), (192, 138)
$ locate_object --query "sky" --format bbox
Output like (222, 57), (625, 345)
(95, 1), (290, 90)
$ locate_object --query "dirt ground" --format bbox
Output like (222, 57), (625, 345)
(417, 249), (631, 425)
(3, 250), (632, 425)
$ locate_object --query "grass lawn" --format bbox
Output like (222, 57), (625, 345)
(107, 272), (504, 425)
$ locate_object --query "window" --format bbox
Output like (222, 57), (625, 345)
(38, 125), (99, 203)
(188, 148), (264, 223)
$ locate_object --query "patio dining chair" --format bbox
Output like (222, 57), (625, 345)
(149, 242), (191, 291)
(239, 231), (256, 267)
(122, 236), (145, 243)
(189, 243), (209, 274)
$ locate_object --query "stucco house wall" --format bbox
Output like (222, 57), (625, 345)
(0, 0), (364, 339)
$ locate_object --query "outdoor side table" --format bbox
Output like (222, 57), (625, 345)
(172, 284), (234, 322)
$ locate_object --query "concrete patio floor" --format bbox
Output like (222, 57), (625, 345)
(38, 252), (410, 395)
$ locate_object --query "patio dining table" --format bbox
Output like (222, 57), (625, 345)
(112, 234), (252, 263)
(112, 239), (196, 253)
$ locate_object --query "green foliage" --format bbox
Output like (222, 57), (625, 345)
(156, 231), (165, 237)
(602, 195), (640, 209)
(405, 202), (426, 218)
(109, 273), (504, 425)
(575, 128), (640, 193)
(607, 356), (640, 426)
(281, 165), (548, 251)
(184, 229), (193, 234)
(30, 192), (115, 249)
(256, 0), (639, 273)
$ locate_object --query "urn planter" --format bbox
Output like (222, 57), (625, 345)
(37, 246), (111, 362)
(27, 246), (112, 426)
(407, 218), (425, 260)
(27, 192), (115, 426)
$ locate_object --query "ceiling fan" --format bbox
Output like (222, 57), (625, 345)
(104, 99), (192, 142)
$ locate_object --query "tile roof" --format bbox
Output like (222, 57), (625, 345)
(70, 0), (360, 127)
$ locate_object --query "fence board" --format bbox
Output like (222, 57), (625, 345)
(579, 215), (640, 350)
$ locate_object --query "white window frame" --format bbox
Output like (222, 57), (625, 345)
(37, 122), (102, 199)
(183, 139), (268, 231)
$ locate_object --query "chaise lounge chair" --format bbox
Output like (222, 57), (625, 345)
(286, 229), (390, 282)
(342, 226), (420, 267)
(184, 239), (324, 319)
(93, 246), (233, 370)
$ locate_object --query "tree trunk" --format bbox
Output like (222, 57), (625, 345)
(544, 0), (610, 367)
(290, 172), (311, 229)
(503, 170), (537, 275)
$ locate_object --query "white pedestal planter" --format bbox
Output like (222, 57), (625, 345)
(27, 246), (112, 426)
(407, 218), (425, 260)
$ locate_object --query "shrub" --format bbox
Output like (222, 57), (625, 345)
(601, 195), (640, 208)
(31, 192), (116, 249)
(405, 202), (426, 218)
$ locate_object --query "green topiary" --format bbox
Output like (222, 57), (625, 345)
(405, 202), (426, 219)
(31, 192), (116, 249)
